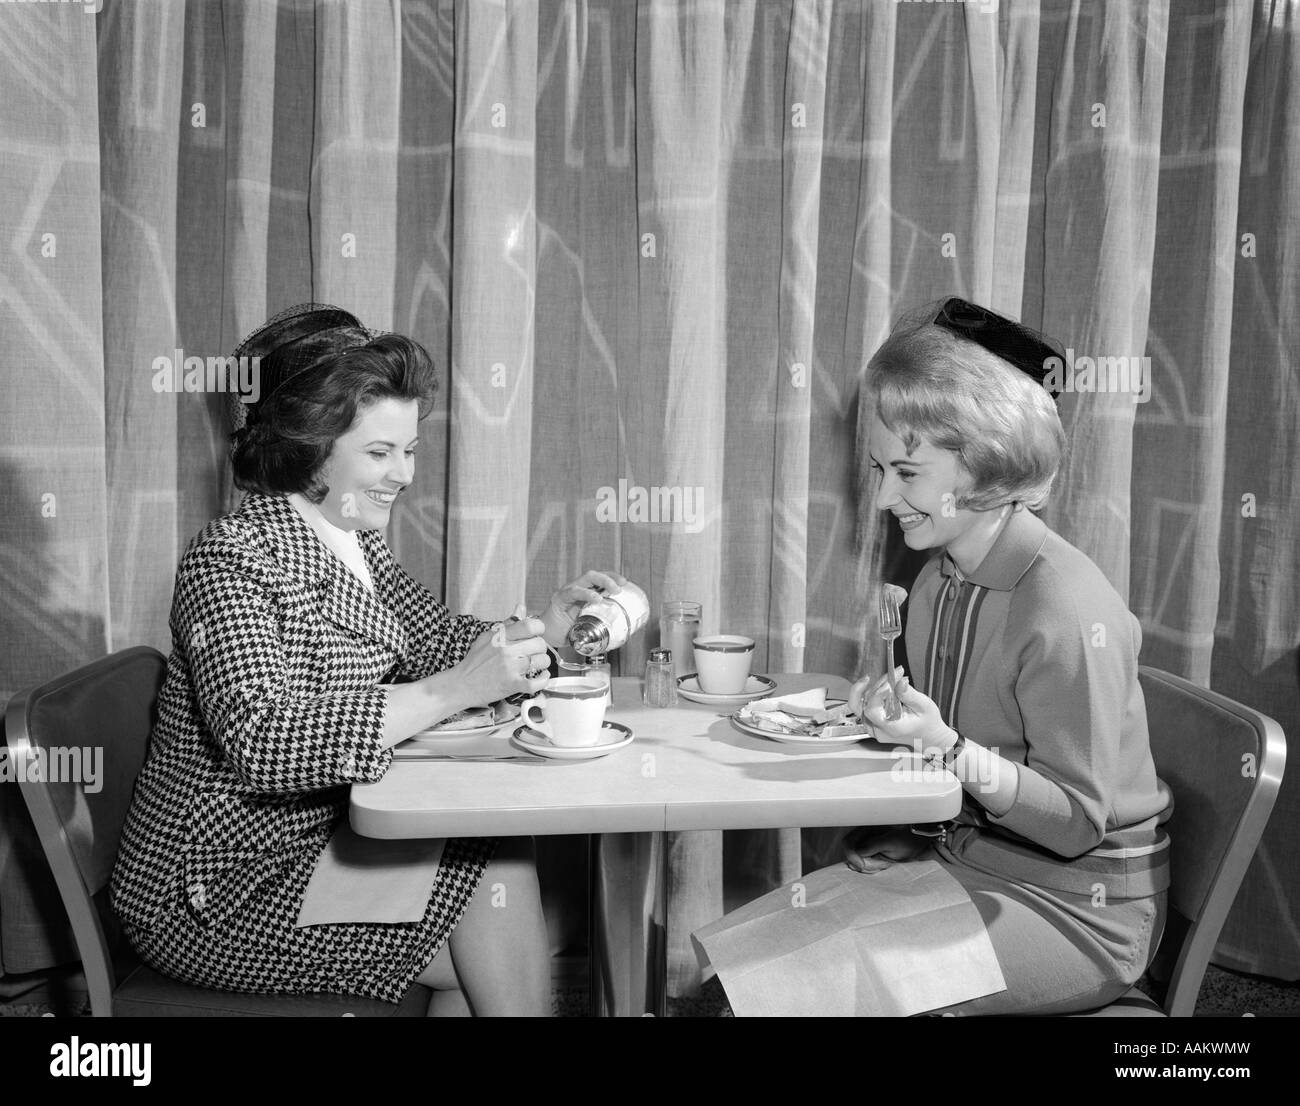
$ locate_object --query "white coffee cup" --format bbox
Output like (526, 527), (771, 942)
(693, 635), (756, 695)
(521, 677), (608, 747)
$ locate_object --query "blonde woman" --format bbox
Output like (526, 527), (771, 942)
(701, 299), (1170, 1016)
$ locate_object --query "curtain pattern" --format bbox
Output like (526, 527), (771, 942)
(1, 0), (1296, 987)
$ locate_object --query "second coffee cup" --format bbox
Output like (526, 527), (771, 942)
(693, 635), (756, 695)
(521, 677), (608, 747)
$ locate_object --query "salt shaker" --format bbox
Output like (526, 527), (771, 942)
(644, 648), (678, 707)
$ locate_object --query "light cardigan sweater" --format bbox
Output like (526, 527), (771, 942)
(909, 507), (1171, 901)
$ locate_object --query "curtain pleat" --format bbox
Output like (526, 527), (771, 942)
(446, 0), (538, 616)
(174, 0), (234, 533)
(637, 0), (741, 1000)
(97, 0), (186, 655)
(989, 2), (1038, 318)
(1037, 0), (1169, 597)
(0, 4), (109, 698)
(313, 0), (400, 324)
(1132, 1), (1251, 685)
(389, 0), (456, 588)
(221, 0), (279, 355)
(0, 1), (108, 975)
(1211, 0), (1300, 978)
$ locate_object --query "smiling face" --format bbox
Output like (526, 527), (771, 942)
(867, 416), (1010, 574)
(313, 397), (419, 530)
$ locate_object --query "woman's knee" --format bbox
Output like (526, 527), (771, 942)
(477, 836), (540, 892)
(415, 941), (459, 990)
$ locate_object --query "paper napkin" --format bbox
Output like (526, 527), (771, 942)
(296, 823), (445, 926)
(692, 859), (1006, 1017)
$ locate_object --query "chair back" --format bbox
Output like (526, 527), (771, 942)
(4, 647), (167, 1014)
(1139, 666), (1286, 1016)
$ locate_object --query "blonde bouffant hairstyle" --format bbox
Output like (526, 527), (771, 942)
(860, 303), (1066, 511)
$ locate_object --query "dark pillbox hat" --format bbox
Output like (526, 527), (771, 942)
(930, 297), (1065, 405)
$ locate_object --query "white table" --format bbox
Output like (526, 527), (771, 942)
(350, 673), (963, 1015)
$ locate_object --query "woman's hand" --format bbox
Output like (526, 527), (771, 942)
(848, 669), (896, 721)
(859, 672), (959, 756)
(539, 570), (628, 649)
(842, 826), (932, 873)
(451, 617), (552, 707)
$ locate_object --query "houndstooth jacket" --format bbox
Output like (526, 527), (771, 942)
(111, 492), (491, 932)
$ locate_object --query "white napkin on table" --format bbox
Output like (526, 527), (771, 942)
(747, 687), (828, 716)
(741, 687), (832, 731)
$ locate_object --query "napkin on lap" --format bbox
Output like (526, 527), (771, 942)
(692, 860), (1006, 1017)
(296, 823), (445, 926)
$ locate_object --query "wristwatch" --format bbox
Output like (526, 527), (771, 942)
(922, 729), (966, 774)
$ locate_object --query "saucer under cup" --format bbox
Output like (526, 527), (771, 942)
(521, 677), (607, 748)
(693, 635), (755, 696)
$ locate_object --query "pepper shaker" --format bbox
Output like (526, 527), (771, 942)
(644, 648), (678, 707)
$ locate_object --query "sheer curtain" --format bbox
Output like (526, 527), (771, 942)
(1, 0), (1296, 991)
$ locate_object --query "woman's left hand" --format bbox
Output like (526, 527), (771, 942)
(860, 674), (959, 756)
(539, 570), (628, 649)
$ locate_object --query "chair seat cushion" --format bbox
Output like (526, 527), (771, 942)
(1069, 986), (1165, 1017)
(112, 964), (429, 1017)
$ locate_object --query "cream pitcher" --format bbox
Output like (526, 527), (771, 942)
(567, 581), (650, 656)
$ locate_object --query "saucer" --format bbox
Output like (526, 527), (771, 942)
(511, 721), (633, 760)
(676, 674), (777, 705)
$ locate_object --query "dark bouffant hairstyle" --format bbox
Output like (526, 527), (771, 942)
(231, 324), (437, 503)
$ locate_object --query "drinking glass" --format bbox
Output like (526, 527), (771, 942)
(580, 655), (612, 708)
(660, 601), (703, 681)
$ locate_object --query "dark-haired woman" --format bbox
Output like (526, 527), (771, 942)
(112, 305), (621, 1016)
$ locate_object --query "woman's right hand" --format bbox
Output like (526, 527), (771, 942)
(842, 826), (932, 873)
(451, 617), (552, 707)
(848, 667), (903, 719)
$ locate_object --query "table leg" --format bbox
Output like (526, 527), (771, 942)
(588, 832), (666, 1017)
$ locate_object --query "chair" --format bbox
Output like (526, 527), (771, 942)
(4, 646), (431, 1017)
(1072, 665), (1286, 1017)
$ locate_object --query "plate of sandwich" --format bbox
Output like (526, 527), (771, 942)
(732, 688), (880, 747)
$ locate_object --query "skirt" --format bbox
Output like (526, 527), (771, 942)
(124, 836), (497, 1004)
(928, 842), (1166, 1016)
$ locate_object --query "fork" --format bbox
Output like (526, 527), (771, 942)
(878, 589), (903, 721)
